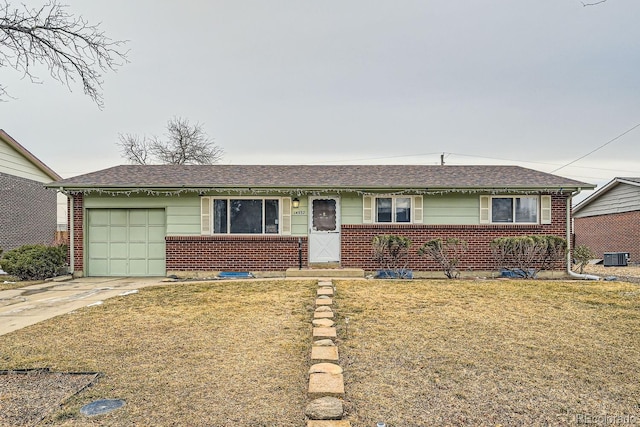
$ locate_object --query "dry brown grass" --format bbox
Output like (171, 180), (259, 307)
(335, 279), (640, 426)
(0, 280), (315, 426)
(0, 277), (42, 291)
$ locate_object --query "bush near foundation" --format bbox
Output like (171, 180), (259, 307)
(372, 234), (412, 279)
(418, 237), (468, 279)
(0, 244), (67, 280)
(490, 235), (567, 279)
(573, 244), (595, 274)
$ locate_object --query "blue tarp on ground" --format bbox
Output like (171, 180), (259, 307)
(217, 272), (255, 279)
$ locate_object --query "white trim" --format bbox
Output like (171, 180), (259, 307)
(281, 197), (292, 235)
(541, 195), (552, 224)
(200, 196), (211, 234)
(479, 195), (490, 224)
(363, 195), (373, 224)
(413, 195), (423, 223)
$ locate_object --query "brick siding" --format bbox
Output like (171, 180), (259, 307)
(574, 210), (640, 262)
(70, 193), (84, 274)
(166, 235), (307, 271)
(0, 172), (57, 251)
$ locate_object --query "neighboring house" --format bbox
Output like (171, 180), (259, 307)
(0, 130), (62, 252)
(573, 177), (640, 262)
(48, 164), (593, 277)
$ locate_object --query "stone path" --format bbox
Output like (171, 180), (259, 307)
(304, 280), (351, 426)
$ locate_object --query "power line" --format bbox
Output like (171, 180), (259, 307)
(550, 121), (640, 173)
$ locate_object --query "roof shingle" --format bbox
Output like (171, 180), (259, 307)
(49, 164), (593, 190)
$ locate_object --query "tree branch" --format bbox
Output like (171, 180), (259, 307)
(0, 0), (128, 107)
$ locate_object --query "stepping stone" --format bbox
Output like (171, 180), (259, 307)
(314, 311), (334, 319)
(317, 287), (334, 296)
(305, 396), (344, 420)
(313, 327), (337, 339)
(312, 318), (335, 327)
(307, 422), (351, 427)
(313, 339), (335, 346)
(316, 298), (333, 306)
(311, 345), (339, 362)
(308, 373), (345, 398)
(309, 363), (343, 375)
(318, 281), (333, 287)
(315, 306), (333, 312)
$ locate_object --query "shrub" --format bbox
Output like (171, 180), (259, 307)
(372, 235), (412, 278)
(573, 244), (595, 274)
(0, 244), (67, 280)
(418, 237), (468, 279)
(490, 235), (567, 278)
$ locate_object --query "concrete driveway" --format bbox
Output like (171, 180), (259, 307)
(0, 277), (166, 336)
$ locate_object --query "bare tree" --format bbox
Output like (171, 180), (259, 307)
(0, 0), (127, 107)
(118, 117), (224, 165)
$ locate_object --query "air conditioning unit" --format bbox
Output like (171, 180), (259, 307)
(603, 252), (629, 267)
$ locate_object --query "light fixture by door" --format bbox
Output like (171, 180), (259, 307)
(292, 198), (300, 208)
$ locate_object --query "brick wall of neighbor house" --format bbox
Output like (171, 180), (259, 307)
(574, 210), (640, 262)
(343, 193), (569, 271)
(0, 172), (57, 251)
(166, 235), (308, 271)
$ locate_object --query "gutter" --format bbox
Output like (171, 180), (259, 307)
(566, 190), (599, 280)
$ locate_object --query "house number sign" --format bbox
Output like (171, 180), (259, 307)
(293, 210), (306, 216)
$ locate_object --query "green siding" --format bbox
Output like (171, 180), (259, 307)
(291, 198), (308, 236)
(0, 138), (55, 182)
(424, 194), (479, 225)
(341, 194), (363, 225)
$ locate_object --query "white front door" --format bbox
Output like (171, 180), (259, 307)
(308, 196), (341, 263)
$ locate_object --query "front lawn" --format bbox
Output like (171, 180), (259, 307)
(0, 280), (315, 426)
(336, 279), (640, 426)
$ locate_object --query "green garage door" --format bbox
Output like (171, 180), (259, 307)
(87, 209), (166, 276)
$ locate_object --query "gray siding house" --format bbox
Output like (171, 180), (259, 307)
(573, 177), (640, 262)
(0, 130), (62, 251)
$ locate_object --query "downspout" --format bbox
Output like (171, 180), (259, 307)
(566, 190), (599, 280)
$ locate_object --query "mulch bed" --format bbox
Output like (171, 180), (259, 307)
(0, 369), (99, 426)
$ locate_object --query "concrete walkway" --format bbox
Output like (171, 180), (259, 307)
(0, 277), (166, 336)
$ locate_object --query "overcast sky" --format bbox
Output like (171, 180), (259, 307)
(3, 0), (640, 200)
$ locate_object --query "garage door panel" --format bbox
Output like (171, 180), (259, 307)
(148, 210), (166, 225)
(109, 259), (128, 276)
(109, 210), (128, 225)
(129, 226), (147, 241)
(148, 242), (165, 258)
(90, 260), (109, 276)
(148, 259), (165, 274)
(129, 242), (148, 258)
(89, 210), (109, 225)
(128, 259), (148, 274)
(88, 209), (166, 276)
(109, 226), (127, 242)
(89, 227), (108, 242)
(89, 242), (108, 258)
(129, 210), (148, 225)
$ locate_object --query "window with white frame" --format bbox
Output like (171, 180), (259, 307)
(479, 195), (552, 225)
(363, 195), (423, 224)
(201, 197), (292, 235)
